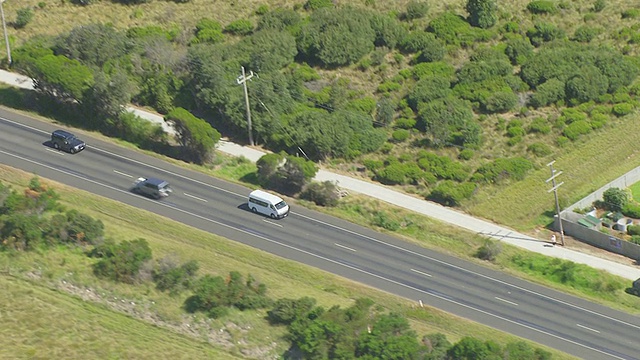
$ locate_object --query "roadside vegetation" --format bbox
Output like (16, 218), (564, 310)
(0, 166), (570, 359)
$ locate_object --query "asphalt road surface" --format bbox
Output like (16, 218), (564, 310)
(1, 108), (639, 360)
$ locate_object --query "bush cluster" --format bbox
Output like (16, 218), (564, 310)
(257, 153), (318, 195)
(184, 272), (272, 318)
(300, 181), (340, 207)
(473, 157), (533, 183)
(91, 238), (153, 284)
(0, 178), (109, 251)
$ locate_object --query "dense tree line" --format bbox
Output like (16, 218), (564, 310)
(7, 0), (640, 207)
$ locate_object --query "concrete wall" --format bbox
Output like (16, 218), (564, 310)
(557, 212), (640, 260)
(566, 166), (640, 212)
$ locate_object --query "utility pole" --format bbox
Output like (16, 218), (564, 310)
(236, 66), (255, 146)
(0, 0), (11, 66)
(546, 160), (565, 246)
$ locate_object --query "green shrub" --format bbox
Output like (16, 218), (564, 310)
(506, 136), (522, 146)
(527, 117), (552, 134)
(64, 209), (105, 245)
(473, 157), (533, 183)
(376, 163), (407, 184)
(363, 159), (384, 171)
(623, 203), (640, 219)
(603, 187), (629, 212)
(458, 149), (474, 160)
(267, 297), (317, 325)
(377, 81), (402, 93)
(391, 129), (410, 142)
(224, 19), (254, 35)
(187, 272), (271, 317)
(427, 12), (474, 45)
(593, 0), (606, 12)
(427, 181), (476, 206)
(304, 0), (333, 10)
(628, 225), (640, 236)
(255, 4), (269, 15)
(405, 1), (429, 20)
(631, 235), (640, 245)
(15, 7), (35, 29)
(529, 78), (565, 108)
(91, 238), (153, 284)
(612, 103), (635, 116)
(563, 120), (592, 140)
(527, 0), (557, 14)
(412, 61), (455, 80)
(505, 36), (534, 65)
(300, 181), (340, 207)
(154, 258), (199, 295)
(394, 117), (417, 129)
(506, 120), (525, 137)
(475, 240), (502, 262)
(527, 142), (553, 157)
(559, 108), (588, 124)
(590, 113), (608, 129)
(371, 211), (400, 231)
(573, 26), (600, 42)
(192, 18), (224, 44)
(621, 9), (640, 19)
(486, 91), (519, 113)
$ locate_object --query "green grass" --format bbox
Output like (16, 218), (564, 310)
(0, 165), (578, 359)
(0, 275), (231, 360)
(466, 112), (640, 231)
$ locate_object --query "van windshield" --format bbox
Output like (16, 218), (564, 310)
(274, 201), (287, 210)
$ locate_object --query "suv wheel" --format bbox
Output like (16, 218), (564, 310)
(70, 148), (76, 154)
(53, 143), (59, 149)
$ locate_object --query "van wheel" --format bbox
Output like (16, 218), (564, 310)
(270, 213), (277, 219)
(251, 207), (258, 213)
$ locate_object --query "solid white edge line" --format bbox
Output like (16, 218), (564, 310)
(0, 148), (626, 360)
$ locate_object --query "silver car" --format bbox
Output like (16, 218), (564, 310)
(132, 177), (173, 199)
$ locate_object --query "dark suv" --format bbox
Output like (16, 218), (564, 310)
(132, 177), (173, 199)
(51, 130), (86, 154)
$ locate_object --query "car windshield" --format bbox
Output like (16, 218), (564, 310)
(274, 201), (287, 210)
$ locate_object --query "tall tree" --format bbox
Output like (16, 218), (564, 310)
(165, 107), (221, 164)
(466, 0), (498, 29)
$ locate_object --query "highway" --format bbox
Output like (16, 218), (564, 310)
(1, 107), (639, 360)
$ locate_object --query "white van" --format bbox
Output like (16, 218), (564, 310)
(248, 190), (290, 219)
